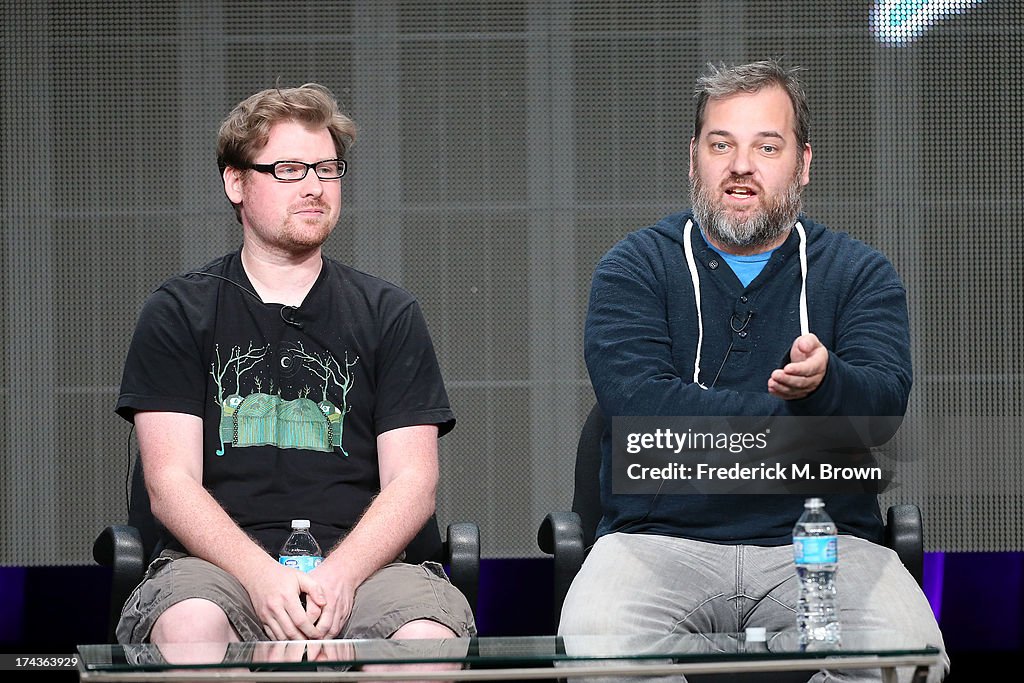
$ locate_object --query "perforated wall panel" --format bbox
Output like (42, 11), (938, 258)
(1, 0), (1020, 564)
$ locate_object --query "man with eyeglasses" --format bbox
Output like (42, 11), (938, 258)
(114, 84), (475, 649)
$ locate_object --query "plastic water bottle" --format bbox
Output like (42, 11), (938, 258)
(279, 519), (323, 573)
(793, 497), (840, 647)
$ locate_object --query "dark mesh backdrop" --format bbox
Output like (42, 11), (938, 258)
(2, 0), (1021, 565)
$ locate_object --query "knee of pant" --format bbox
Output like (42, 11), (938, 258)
(558, 589), (633, 637)
(152, 598), (236, 643)
(391, 619), (457, 640)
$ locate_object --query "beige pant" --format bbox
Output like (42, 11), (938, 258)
(117, 549), (476, 644)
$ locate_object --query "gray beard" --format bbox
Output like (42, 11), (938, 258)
(690, 172), (803, 250)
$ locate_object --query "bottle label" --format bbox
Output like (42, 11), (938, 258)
(793, 536), (837, 565)
(279, 556), (323, 573)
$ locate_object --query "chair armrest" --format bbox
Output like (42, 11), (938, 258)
(93, 525), (145, 642)
(445, 522), (480, 616)
(537, 511), (585, 627)
(886, 504), (924, 587)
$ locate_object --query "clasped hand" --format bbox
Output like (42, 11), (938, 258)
(245, 560), (356, 641)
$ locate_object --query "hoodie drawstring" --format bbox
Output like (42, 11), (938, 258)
(683, 219), (809, 389)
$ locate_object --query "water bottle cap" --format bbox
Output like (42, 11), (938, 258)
(291, 519), (311, 529)
(805, 497), (824, 509)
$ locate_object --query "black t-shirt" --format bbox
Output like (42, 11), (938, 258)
(116, 250), (455, 555)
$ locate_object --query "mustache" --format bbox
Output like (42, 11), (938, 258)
(722, 176), (763, 193)
(292, 202), (330, 212)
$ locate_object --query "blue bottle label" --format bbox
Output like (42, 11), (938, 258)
(793, 536), (837, 565)
(279, 555), (323, 573)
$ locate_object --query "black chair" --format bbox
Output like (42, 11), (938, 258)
(94, 455), (480, 643)
(538, 402), (925, 629)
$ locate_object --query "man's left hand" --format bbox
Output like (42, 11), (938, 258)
(768, 333), (828, 400)
(306, 562), (359, 639)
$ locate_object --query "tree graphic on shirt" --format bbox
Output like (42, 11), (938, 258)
(287, 342), (360, 456)
(208, 341), (358, 456)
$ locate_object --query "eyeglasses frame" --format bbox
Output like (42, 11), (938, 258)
(243, 158), (347, 181)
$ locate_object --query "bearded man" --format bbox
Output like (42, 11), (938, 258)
(559, 61), (947, 683)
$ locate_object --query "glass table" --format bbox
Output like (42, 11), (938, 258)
(78, 630), (942, 681)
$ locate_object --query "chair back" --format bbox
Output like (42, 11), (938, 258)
(571, 402), (606, 549)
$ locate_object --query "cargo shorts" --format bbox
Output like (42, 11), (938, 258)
(116, 550), (477, 644)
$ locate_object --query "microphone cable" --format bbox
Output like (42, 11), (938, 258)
(187, 271), (303, 328)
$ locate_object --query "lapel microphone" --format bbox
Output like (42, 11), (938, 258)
(280, 305), (304, 329)
(730, 310), (755, 333)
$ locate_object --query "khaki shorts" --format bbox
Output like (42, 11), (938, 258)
(116, 550), (476, 644)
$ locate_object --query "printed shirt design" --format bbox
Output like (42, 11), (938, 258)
(211, 340), (359, 457)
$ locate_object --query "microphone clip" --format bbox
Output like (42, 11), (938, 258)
(730, 310), (754, 333)
(280, 305), (303, 329)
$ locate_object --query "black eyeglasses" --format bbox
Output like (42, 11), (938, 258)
(245, 158), (347, 181)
